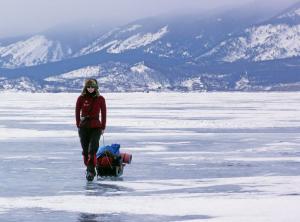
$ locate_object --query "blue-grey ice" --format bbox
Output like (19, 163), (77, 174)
(0, 92), (300, 221)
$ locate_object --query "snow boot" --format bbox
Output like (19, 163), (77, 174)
(85, 154), (97, 181)
(86, 167), (96, 181)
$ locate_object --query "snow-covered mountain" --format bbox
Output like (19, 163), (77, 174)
(0, 1), (300, 92)
(0, 76), (43, 92)
(76, 26), (169, 56)
(0, 22), (110, 69)
(0, 35), (71, 68)
(42, 62), (169, 92)
(199, 4), (300, 63)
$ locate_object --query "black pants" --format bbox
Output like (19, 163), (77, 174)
(78, 127), (102, 168)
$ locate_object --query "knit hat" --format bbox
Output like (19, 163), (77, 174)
(85, 79), (98, 89)
(81, 79), (100, 96)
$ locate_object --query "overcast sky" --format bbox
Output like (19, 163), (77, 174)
(0, 0), (298, 38)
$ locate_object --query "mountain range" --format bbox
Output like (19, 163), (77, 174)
(0, 1), (300, 92)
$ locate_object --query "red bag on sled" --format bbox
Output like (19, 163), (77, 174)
(96, 144), (132, 177)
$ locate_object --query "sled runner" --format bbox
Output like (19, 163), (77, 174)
(96, 144), (132, 178)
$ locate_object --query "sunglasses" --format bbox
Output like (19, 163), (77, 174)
(87, 84), (97, 89)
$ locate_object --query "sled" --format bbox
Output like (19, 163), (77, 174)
(96, 144), (132, 178)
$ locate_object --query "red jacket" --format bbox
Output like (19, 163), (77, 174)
(75, 95), (106, 129)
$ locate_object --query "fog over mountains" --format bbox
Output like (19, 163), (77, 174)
(0, 1), (300, 92)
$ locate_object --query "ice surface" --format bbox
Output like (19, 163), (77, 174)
(0, 92), (300, 221)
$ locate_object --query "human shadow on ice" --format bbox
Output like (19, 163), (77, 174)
(84, 180), (134, 196)
(77, 213), (212, 222)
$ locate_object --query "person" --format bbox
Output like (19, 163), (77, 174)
(75, 79), (106, 181)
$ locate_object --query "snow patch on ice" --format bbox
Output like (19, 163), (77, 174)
(124, 145), (168, 152)
(226, 157), (300, 162)
(169, 163), (197, 166)
(27, 168), (47, 170)
(0, 127), (75, 140)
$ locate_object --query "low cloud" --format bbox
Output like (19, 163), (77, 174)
(0, 0), (298, 38)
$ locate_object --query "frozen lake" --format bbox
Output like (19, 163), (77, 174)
(0, 92), (300, 221)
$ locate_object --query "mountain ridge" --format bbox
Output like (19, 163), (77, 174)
(0, 1), (300, 92)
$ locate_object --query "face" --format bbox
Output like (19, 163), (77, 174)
(87, 86), (95, 93)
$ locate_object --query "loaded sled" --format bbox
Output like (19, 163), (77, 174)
(96, 144), (132, 178)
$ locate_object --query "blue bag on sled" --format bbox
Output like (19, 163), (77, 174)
(96, 144), (120, 158)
